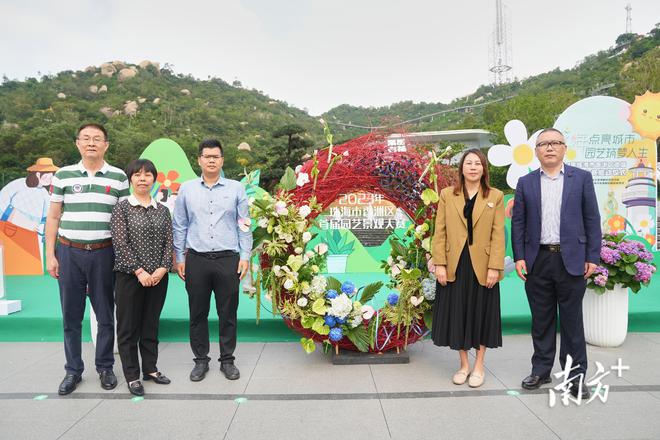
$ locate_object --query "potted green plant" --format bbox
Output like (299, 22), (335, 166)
(584, 233), (656, 347)
(324, 229), (355, 273)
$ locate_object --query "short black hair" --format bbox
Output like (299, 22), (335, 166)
(125, 159), (157, 181)
(77, 123), (108, 140)
(198, 139), (223, 157)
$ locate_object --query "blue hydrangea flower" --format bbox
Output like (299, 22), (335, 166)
(421, 277), (436, 301)
(324, 315), (337, 327)
(325, 289), (338, 299)
(335, 317), (346, 325)
(387, 293), (399, 306)
(328, 327), (343, 342)
(341, 281), (356, 295)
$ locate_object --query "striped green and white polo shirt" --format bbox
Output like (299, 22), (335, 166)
(50, 161), (129, 243)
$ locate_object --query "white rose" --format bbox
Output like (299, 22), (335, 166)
(274, 201), (288, 216)
(298, 205), (312, 218)
(302, 231), (312, 243)
(296, 172), (310, 187)
(297, 297), (308, 307)
(283, 279), (294, 290)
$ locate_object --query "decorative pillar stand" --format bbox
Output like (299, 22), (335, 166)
(0, 245), (21, 315)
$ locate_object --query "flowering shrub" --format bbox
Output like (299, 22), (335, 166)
(587, 233), (656, 294)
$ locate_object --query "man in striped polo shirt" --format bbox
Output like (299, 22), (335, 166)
(45, 123), (129, 395)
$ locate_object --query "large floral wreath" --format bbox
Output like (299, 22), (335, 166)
(247, 125), (454, 353)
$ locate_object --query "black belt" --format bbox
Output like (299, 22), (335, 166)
(540, 244), (561, 253)
(188, 249), (238, 259)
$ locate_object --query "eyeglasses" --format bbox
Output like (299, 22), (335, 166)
(535, 140), (565, 150)
(78, 136), (106, 144)
(201, 154), (223, 160)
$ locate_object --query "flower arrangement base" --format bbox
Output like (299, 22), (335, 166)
(331, 349), (410, 365)
(583, 285), (629, 348)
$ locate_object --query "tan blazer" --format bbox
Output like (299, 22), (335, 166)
(431, 186), (505, 287)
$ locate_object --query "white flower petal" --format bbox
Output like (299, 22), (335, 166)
(506, 164), (533, 190)
(504, 120), (529, 147)
(529, 129), (543, 148)
(487, 144), (513, 166)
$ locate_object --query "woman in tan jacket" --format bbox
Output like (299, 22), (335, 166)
(431, 148), (505, 388)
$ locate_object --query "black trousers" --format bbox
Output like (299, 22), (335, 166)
(57, 243), (115, 376)
(115, 271), (168, 382)
(185, 252), (240, 363)
(525, 248), (588, 378)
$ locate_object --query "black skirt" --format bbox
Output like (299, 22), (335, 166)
(431, 243), (502, 350)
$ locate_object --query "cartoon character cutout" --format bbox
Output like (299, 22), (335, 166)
(628, 91), (660, 140)
(0, 158), (59, 234)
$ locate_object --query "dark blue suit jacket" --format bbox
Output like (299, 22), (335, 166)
(511, 164), (601, 277)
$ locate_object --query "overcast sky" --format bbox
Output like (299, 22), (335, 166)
(1, 0), (658, 115)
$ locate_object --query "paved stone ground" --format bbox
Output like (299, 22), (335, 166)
(1, 334), (660, 439)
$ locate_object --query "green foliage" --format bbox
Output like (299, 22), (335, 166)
(586, 233), (656, 294)
(300, 337), (316, 354)
(345, 325), (370, 352)
(2, 29), (658, 190)
(326, 276), (342, 292)
(278, 166), (297, 191)
(358, 281), (383, 304)
(421, 188), (439, 206)
(618, 47), (660, 103)
(0, 62), (322, 188)
(367, 316), (380, 350)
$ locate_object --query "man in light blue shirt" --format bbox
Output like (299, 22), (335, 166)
(173, 139), (252, 382)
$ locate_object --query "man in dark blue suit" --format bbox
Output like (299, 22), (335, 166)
(511, 128), (601, 400)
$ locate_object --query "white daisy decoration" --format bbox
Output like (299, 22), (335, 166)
(487, 120), (542, 189)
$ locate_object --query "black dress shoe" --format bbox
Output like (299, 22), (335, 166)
(569, 379), (591, 400)
(128, 380), (144, 396)
(58, 374), (81, 395)
(99, 370), (118, 390)
(220, 362), (240, 380)
(521, 374), (552, 390)
(190, 361), (209, 382)
(143, 372), (171, 384)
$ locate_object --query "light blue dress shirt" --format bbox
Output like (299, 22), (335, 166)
(173, 176), (252, 262)
(539, 165), (564, 245)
